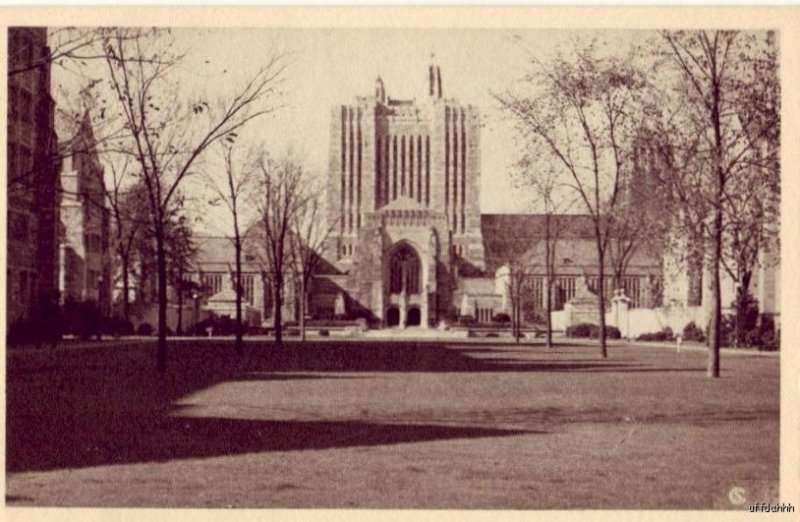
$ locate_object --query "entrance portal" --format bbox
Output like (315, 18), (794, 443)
(407, 307), (421, 326)
(386, 306), (400, 327)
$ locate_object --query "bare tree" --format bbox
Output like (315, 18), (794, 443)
(204, 141), (261, 354)
(510, 151), (567, 349)
(165, 212), (197, 336)
(504, 259), (531, 344)
(101, 28), (289, 370)
(9, 27), (160, 77)
(658, 30), (779, 376)
(497, 41), (649, 358)
(289, 186), (336, 342)
(254, 152), (308, 347)
(106, 157), (148, 321)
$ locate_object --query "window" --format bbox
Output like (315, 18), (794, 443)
(389, 245), (421, 294)
(8, 144), (18, 178)
(20, 146), (32, 174)
(85, 233), (102, 253)
(477, 308), (494, 323)
(9, 211), (30, 243)
(19, 271), (28, 303)
(202, 273), (223, 296)
(20, 90), (32, 123)
(9, 85), (18, 121)
(87, 269), (99, 290)
(243, 274), (255, 305)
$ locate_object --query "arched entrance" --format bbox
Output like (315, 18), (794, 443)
(389, 244), (421, 295)
(407, 307), (421, 326)
(385, 242), (427, 329)
(386, 306), (400, 327)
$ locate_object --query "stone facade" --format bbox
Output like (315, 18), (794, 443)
(58, 110), (112, 311)
(6, 27), (60, 325)
(321, 62), (483, 327)
(190, 62), (779, 332)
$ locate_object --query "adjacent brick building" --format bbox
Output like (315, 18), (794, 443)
(6, 27), (60, 326)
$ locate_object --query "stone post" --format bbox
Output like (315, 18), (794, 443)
(399, 291), (407, 329)
(422, 284), (429, 329)
(612, 288), (632, 339)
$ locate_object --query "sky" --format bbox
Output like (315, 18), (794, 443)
(52, 28), (655, 232)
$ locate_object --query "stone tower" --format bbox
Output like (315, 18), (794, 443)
(323, 60), (484, 326)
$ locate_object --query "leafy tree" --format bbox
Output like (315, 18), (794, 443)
(497, 40), (651, 358)
(509, 150), (569, 348)
(657, 30), (779, 376)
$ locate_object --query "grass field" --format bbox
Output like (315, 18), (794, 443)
(5, 338), (779, 509)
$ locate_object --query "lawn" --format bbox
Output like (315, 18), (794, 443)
(5, 338), (779, 509)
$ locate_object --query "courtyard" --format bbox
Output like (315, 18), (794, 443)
(5, 337), (779, 509)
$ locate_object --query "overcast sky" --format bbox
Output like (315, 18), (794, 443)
(173, 28), (648, 215)
(52, 28), (654, 232)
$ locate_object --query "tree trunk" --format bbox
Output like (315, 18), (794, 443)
(546, 277), (553, 349)
(687, 247), (704, 306)
(708, 205), (723, 377)
(177, 265), (183, 336)
(273, 276), (283, 346)
(234, 240), (244, 355)
(121, 253), (130, 321)
(155, 225), (168, 372)
(545, 213), (553, 349)
(708, 73), (724, 379)
(733, 270), (753, 347)
(596, 243), (608, 358)
(300, 277), (306, 342)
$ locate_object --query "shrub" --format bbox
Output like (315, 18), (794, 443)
(7, 318), (35, 345)
(636, 327), (674, 342)
(62, 300), (103, 340)
(105, 316), (134, 337)
(458, 314), (476, 326)
(757, 315), (780, 351)
(492, 313), (511, 324)
(565, 323), (620, 339)
(191, 316), (237, 336)
(136, 322), (154, 336)
(682, 321), (705, 342)
(565, 323), (594, 338)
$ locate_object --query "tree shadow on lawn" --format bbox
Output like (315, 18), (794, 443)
(8, 415), (539, 472)
(6, 340), (701, 474)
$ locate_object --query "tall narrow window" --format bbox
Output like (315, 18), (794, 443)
(375, 135), (382, 207)
(409, 136), (414, 199)
(356, 109), (362, 229)
(392, 135), (398, 200)
(340, 107), (346, 232)
(425, 136), (430, 206)
(384, 136), (390, 205)
(461, 111), (467, 234)
(444, 107), (450, 226)
(348, 109), (354, 232)
(400, 136), (406, 196)
(417, 135), (423, 203)
(452, 109), (458, 233)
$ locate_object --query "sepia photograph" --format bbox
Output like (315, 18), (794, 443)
(2, 6), (793, 515)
